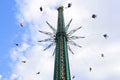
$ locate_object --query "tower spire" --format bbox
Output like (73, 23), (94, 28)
(54, 6), (71, 80)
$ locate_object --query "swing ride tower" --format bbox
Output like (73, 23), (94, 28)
(39, 6), (83, 80)
(54, 6), (71, 80)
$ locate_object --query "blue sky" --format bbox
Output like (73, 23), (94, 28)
(0, 0), (120, 80)
(0, 0), (16, 78)
(0, 0), (25, 79)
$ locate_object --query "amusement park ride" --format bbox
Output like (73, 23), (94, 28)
(38, 6), (85, 80)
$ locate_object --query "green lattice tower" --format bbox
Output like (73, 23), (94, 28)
(54, 6), (71, 80)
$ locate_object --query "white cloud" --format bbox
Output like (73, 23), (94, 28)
(10, 74), (18, 80)
(11, 0), (120, 80)
(11, 44), (54, 80)
(0, 75), (2, 80)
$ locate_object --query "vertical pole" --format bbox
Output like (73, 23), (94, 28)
(54, 6), (71, 80)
